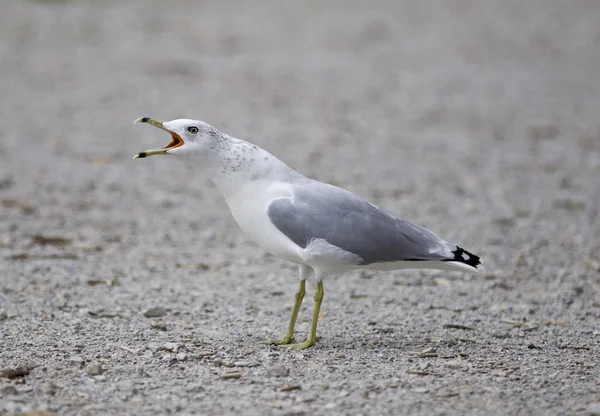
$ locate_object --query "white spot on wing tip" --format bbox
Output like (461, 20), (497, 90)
(462, 252), (470, 260)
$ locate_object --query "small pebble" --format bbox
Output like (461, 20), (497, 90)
(280, 385), (301, 392)
(86, 362), (103, 376)
(70, 356), (84, 366)
(144, 307), (167, 318)
(150, 321), (167, 331)
(266, 365), (289, 377)
(442, 338), (458, 346)
(202, 229), (217, 242)
(43, 383), (58, 396)
(186, 384), (205, 393)
(234, 361), (259, 368)
(162, 354), (173, 362)
(137, 368), (150, 377)
(446, 359), (462, 369)
(176, 353), (187, 361)
(162, 342), (179, 352)
(222, 372), (242, 380)
(2, 385), (18, 395)
(586, 403), (600, 416)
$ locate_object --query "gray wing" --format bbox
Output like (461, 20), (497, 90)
(267, 181), (454, 265)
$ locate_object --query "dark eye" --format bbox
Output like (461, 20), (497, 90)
(187, 126), (199, 134)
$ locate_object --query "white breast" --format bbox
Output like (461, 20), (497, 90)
(223, 180), (304, 264)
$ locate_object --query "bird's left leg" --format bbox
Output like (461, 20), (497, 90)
(261, 265), (309, 345)
(281, 280), (324, 350)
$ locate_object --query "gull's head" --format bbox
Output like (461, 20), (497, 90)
(132, 117), (219, 159)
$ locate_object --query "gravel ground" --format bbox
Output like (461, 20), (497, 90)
(1, 1), (599, 415)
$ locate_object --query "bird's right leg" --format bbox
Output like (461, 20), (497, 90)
(261, 265), (308, 345)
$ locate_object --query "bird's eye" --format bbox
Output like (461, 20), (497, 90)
(187, 126), (199, 134)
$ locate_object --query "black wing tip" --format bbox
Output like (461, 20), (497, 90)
(447, 246), (481, 268)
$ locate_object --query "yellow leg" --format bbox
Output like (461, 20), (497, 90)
(281, 281), (324, 350)
(261, 280), (306, 345)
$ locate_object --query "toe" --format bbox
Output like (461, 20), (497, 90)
(261, 337), (293, 345)
(279, 340), (315, 350)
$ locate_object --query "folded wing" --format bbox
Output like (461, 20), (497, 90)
(267, 180), (454, 265)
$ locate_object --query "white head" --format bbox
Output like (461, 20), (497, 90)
(133, 116), (297, 196)
(133, 117), (224, 161)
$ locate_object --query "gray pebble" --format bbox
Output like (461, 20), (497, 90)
(202, 229), (217, 242)
(443, 338), (458, 346)
(86, 362), (103, 376)
(162, 342), (179, 352)
(143, 307), (167, 318)
(150, 321), (168, 331)
(586, 403), (600, 416)
(266, 365), (289, 377)
(234, 361), (259, 368)
(43, 383), (58, 396)
(70, 356), (84, 366)
(186, 384), (205, 393)
(2, 385), (18, 395)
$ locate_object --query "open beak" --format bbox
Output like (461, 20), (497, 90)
(132, 117), (184, 159)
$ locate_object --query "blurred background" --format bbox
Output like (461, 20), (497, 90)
(1, 1), (599, 415)
(2, 0), (599, 281)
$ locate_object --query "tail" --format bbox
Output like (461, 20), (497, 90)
(442, 246), (483, 274)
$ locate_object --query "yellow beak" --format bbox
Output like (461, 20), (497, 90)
(133, 117), (184, 159)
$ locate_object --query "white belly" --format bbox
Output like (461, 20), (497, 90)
(224, 181), (304, 263)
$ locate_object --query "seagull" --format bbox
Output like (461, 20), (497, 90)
(133, 117), (482, 349)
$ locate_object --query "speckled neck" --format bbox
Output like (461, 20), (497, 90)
(208, 133), (299, 199)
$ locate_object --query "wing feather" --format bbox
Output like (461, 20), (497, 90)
(267, 181), (452, 265)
